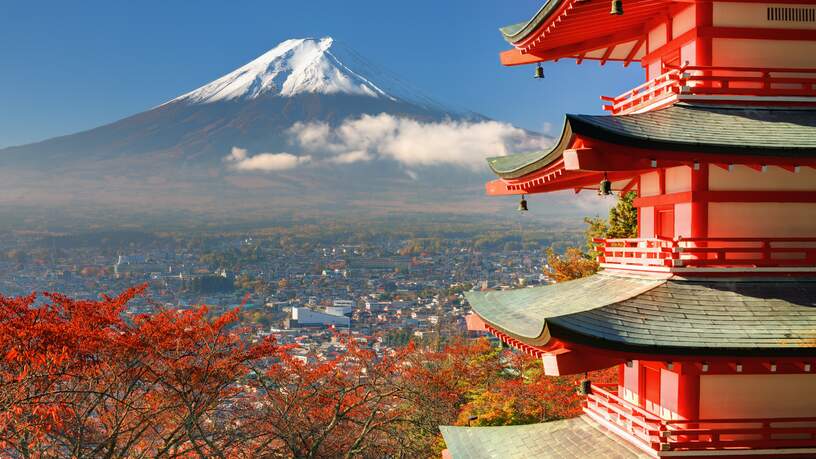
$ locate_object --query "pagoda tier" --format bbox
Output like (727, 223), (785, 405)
(500, 0), (816, 113)
(446, 0), (816, 457)
(466, 274), (816, 371)
(487, 105), (816, 193)
(463, 274), (816, 456)
(485, 104), (816, 276)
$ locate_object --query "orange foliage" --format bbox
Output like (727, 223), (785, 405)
(0, 289), (619, 458)
(545, 247), (599, 282)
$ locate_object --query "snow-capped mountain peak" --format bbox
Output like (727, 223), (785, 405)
(171, 37), (396, 104)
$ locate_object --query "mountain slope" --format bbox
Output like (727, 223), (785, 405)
(0, 37), (545, 218)
(1, 37), (465, 167)
(170, 37), (394, 103)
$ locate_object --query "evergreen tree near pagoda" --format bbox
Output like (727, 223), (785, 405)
(546, 191), (638, 282)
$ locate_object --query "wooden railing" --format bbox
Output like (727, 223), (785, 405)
(584, 384), (816, 452)
(600, 69), (682, 115)
(594, 237), (816, 271)
(601, 65), (816, 115)
(584, 383), (664, 450)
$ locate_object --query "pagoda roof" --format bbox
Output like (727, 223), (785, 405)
(489, 105), (816, 179)
(466, 273), (816, 356)
(498, 0), (667, 65)
(440, 416), (651, 459)
(499, 2), (564, 44)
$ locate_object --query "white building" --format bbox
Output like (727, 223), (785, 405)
(291, 307), (350, 328)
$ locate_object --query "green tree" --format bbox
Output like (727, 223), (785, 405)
(548, 191), (638, 282)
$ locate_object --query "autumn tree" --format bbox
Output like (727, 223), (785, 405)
(1, 287), (620, 458)
(0, 286), (272, 458)
(546, 191), (638, 282)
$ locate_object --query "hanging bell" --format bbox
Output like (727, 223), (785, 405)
(534, 63), (545, 79)
(598, 173), (613, 196)
(610, 0), (623, 15)
(518, 195), (529, 212)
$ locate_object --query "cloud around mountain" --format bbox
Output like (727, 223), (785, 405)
(225, 148), (312, 171)
(225, 113), (550, 172)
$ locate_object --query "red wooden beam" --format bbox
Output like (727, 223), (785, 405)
(499, 49), (545, 66)
(702, 26), (816, 41)
(624, 37), (645, 67)
(563, 147), (687, 171)
(621, 177), (638, 193)
(779, 164), (802, 173)
(634, 190), (816, 208)
(599, 46), (615, 66)
(502, 29), (644, 65)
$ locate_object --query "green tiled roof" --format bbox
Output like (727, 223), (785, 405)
(488, 105), (816, 179)
(465, 274), (663, 341)
(440, 416), (651, 459)
(467, 274), (816, 355)
(499, 0), (566, 44)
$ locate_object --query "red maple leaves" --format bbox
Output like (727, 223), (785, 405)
(0, 288), (617, 458)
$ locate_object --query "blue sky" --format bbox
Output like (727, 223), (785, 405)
(0, 0), (644, 148)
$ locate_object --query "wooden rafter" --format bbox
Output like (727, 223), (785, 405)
(623, 37), (645, 67)
(600, 46), (615, 66)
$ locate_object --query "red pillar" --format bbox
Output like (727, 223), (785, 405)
(690, 164), (708, 239)
(695, 2), (712, 65)
(677, 368), (700, 420)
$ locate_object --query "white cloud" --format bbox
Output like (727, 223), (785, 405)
(328, 150), (373, 164)
(225, 147), (310, 171)
(225, 114), (551, 172)
(288, 122), (332, 151)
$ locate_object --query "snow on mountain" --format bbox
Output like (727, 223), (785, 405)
(0, 36), (532, 217)
(171, 37), (402, 104)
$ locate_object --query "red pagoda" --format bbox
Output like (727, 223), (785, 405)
(441, 0), (816, 457)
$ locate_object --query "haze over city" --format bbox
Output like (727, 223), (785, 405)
(4, 0), (813, 458)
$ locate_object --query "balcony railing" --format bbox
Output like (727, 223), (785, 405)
(594, 237), (816, 272)
(584, 383), (816, 453)
(601, 65), (816, 115)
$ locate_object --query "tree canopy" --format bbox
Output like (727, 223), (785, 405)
(0, 288), (615, 458)
(546, 191), (638, 282)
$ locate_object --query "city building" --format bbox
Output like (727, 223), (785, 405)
(443, 1), (816, 457)
(326, 299), (354, 316)
(289, 306), (351, 329)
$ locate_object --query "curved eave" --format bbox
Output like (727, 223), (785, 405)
(465, 274), (664, 342)
(468, 275), (816, 358)
(487, 116), (574, 179)
(548, 321), (816, 358)
(486, 105), (816, 181)
(500, 0), (567, 44)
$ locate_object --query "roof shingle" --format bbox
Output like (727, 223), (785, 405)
(466, 274), (816, 355)
(488, 105), (816, 179)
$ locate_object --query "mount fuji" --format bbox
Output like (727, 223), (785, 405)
(0, 37), (547, 220)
